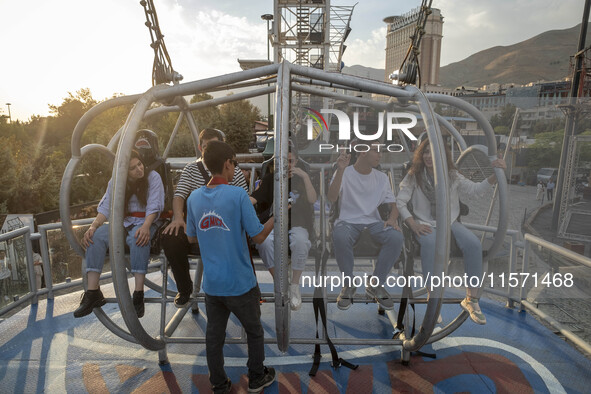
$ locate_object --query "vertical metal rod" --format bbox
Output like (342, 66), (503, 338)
(39, 227), (54, 299)
(403, 86), (449, 352)
(162, 111), (185, 159)
(507, 233), (517, 309)
(552, 0), (591, 230)
(273, 61), (292, 352)
(519, 238), (530, 312)
(481, 108), (520, 242)
(183, 107), (201, 157)
(22, 231), (37, 303)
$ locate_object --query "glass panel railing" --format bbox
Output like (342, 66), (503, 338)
(0, 237), (32, 308)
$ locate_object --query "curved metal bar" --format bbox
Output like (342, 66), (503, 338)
(403, 86), (450, 353)
(194, 74), (277, 94)
(290, 63), (414, 99)
(144, 274), (177, 298)
(106, 127), (125, 153)
(94, 309), (140, 344)
(59, 144), (115, 257)
(426, 311), (470, 344)
(273, 62), (291, 353)
(70, 95), (142, 157)
(292, 76), (364, 93)
(293, 84), (391, 111)
(144, 85), (277, 119)
(110, 85), (168, 351)
(425, 93), (508, 261)
(152, 63), (280, 102)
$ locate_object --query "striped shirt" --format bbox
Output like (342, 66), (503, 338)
(174, 159), (248, 200)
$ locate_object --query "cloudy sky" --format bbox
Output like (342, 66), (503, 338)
(0, 0), (584, 121)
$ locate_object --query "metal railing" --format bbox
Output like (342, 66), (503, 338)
(520, 233), (591, 355)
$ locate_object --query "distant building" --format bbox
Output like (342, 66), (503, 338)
(383, 8), (444, 86)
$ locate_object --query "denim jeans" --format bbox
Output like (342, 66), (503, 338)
(256, 227), (311, 271)
(85, 223), (157, 274)
(205, 286), (265, 388)
(415, 221), (483, 287)
(332, 221), (404, 284)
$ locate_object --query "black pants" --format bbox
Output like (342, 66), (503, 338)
(161, 228), (194, 296)
(547, 188), (554, 200)
(205, 286), (265, 387)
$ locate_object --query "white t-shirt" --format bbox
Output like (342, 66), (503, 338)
(336, 166), (395, 225)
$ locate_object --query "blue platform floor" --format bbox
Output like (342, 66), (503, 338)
(1, 270), (590, 393)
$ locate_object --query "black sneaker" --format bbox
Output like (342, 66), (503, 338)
(73, 289), (106, 318)
(212, 378), (231, 394)
(133, 291), (144, 318)
(174, 292), (191, 308)
(248, 366), (276, 393)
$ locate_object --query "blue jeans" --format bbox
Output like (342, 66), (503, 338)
(332, 221), (404, 284)
(205, 286), (265, 388)
(415, 221), (483, 287)
(85, 223), (157, 274)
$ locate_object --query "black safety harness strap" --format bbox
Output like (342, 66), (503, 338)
(309, 249), (358, 376)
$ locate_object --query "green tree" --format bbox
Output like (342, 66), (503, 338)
(45, 89), (98, 150)
(490, 104), (518, 129)
(190, 93), (223, 130)
(526, 130), (563, 169)
(219, 97), (261, 153)
(494, 125), (510, 135)
(530, 117), (564, 136)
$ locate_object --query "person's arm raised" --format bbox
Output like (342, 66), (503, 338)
(327, 152), (350, 203)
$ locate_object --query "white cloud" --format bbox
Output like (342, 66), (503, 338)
(342, 26), (387, 69)
(0, 0), (267, 121)
(158, 7), (268, 81)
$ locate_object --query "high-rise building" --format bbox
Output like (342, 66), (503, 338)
(383, 8), (443, 86)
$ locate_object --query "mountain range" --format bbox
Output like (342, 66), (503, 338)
(343, 23), (590, 89)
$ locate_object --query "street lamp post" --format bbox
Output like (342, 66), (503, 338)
(261, 13), (274, 128)
(5, 103), (11, 123)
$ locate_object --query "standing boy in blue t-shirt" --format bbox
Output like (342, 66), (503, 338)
(186, 140), (276, 394)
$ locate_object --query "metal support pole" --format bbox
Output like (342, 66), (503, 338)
(481, 108), (520, 241)
(552, 0), (590, 231)
(273, 61), (292, 353)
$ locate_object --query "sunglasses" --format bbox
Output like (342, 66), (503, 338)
(230, 159), (239, 167)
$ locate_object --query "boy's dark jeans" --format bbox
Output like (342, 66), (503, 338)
(205, 286), (265, 388)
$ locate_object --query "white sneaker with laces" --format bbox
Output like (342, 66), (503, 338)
(290, 283), (301, 311)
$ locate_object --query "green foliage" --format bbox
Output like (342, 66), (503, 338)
(190, 93), (223, 131)
(530, 117), (564, 135)
(490, 104), (518, 129)
(219, 97), (261, 153)
(494, 125), (510, 135)
(0, 89), (263, 214)
(525, 129), (563, 169)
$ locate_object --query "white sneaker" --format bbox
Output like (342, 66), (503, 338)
(290, 284), (301, 311)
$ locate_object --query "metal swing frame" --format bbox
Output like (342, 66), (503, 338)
(59, 60), (508, 364)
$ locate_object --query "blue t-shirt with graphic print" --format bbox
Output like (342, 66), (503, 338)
(186, 184), (264, 296)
